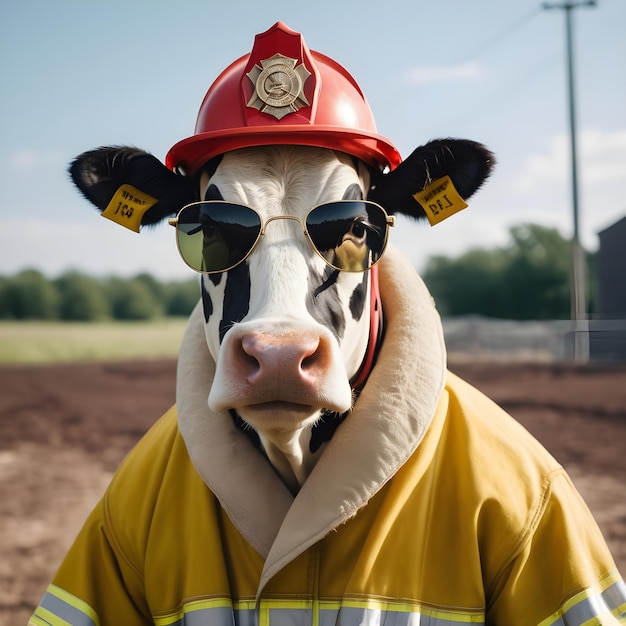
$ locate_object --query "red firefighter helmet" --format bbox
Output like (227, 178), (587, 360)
(166, 22), (401, 175)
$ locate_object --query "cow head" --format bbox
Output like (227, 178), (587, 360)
(68, 21), (494, 490)
(69, 138), (493, 489)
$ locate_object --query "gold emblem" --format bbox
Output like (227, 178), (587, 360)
(246, 53), (311, 120)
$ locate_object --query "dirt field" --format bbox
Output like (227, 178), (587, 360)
(1, 359), (625, 624)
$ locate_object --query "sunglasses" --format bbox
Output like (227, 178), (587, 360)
(168, 200), (396, 274)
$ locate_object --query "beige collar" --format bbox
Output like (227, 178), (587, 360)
(176, 245), (447, 592)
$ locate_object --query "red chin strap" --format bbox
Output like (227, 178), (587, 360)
(350, 264), (383, 392)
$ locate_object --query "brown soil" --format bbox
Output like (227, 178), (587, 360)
(1, 359), (625, 624)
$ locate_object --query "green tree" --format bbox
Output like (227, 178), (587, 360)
(423, 223), (579, 320)
(55, 271), (111, 321)
(134, 272), (166, 303)
(164, 279), (200, 316)
(500, 224), (571, 319)
(107, 277), (163, 320)
(2, 269), (60, 319)
(0, 276), (10, 318)
(423, 248), (508, 317)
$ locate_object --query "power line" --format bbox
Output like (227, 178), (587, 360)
(462, 6), (543, 62)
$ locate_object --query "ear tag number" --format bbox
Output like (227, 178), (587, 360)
(101, 184), (158, 233)
(412, 175), (468, 226)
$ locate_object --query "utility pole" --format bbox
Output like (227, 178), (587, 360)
(542, 0), (596, 361)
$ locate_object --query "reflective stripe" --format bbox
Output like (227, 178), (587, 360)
(540, 572), (626, 626)
(30, 584), (98, 626)
(32, 576), (625, 626)
(603, 578), (626, 618)
(154, 597), (238, 626)
(154, 598), (485, 626)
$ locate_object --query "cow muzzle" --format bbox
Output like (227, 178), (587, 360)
(208, 320), (353, 431)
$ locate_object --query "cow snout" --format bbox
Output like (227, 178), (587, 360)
(208, 322), (353, 424)
(240, 331), (327, 388)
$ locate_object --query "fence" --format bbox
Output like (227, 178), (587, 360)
(442, 317), (626, 362)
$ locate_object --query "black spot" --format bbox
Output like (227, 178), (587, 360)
(349, 271), (368, 321)
(201, 279), (213, 323)
(306, 266), (345, 340)
(219, 262), (251, 343)
(313, 268), (339, 298)
(310, 409), (349, 453)
(204, 183), (224, 201)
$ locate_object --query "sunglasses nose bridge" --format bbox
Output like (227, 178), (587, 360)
(262, 214), (305, 233)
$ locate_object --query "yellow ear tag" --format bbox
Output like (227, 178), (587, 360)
(412, 175), (468, 226)
(101, 184), (158, 233)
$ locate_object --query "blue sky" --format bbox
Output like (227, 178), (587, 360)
(1, 0), (624, 279)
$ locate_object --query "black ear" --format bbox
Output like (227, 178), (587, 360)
(69, 146), (198, 227)
(368, 138), (495, 220)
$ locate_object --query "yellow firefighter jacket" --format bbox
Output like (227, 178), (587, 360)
(30, 247), (625, 625)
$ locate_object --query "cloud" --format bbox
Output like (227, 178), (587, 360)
(510, 129), (626, 249)
(7, 149), (66, 172)
(579, 129), (626, 183)
(514, 129), (626, 192)
(406, 62), (484, 86)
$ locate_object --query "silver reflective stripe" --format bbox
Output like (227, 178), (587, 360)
(165, 606), (235, 626)
(320, 608), (341, 626)
(259, 606), (480, 626)
(547, 577), (626, 625)
(235, 607), (257, 626)
(562, 592), (613, 624)
(156, 603), (484, 626)
(38, 588), (97, 626)
(602, 578), (626, 616)
(329, 607), (422, 625)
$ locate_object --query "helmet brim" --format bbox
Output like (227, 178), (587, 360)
(165, 125), (402, 175)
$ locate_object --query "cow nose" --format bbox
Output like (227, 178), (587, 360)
(239, 331), (329, 386)
(208, 321), (353, 414)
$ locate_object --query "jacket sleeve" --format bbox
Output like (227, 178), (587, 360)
(28, 496), (152, 626)
(486, 469), (626, 625)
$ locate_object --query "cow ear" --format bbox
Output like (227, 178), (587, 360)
(368, 138), (495, 221)
(69, 146), (198, 230)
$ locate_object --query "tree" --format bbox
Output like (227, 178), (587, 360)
(2, 269), (60, 319)
(55, 271), (111, 321)
(422, 223), (579, 320)
(164, 279), (200, 316)
(107, 277), (163, 320)
(0, 276), (10, 318)
(134, 272), (166, 303)
(423, 248), (508, 317)
(500, 224), (571, 319)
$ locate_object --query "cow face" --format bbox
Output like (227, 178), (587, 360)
(68, 138), (494, 489)
(192, 147), (376, 481)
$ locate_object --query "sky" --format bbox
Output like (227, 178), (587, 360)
(1, 0), (624, 280)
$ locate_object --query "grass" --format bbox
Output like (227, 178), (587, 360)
(0, 318), (190, 364)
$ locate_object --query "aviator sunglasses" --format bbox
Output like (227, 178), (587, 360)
(168, 200), (396, 274)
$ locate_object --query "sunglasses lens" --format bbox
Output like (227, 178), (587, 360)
(306, 201), (389, 271)
(176, 203), (261, 272)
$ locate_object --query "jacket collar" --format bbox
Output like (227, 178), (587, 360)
(176, 245), (447, 589)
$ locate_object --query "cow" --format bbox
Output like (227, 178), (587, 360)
(30, 21), (624, 626)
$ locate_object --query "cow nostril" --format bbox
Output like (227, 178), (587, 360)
(300, 338), (329, 374)
(301, 353), (317, 371)
(237, 339), (261, 376)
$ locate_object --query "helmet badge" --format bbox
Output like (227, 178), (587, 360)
(246, 53), (311, 120)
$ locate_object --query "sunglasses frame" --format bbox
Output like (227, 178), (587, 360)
(168, 199), (396, 275)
